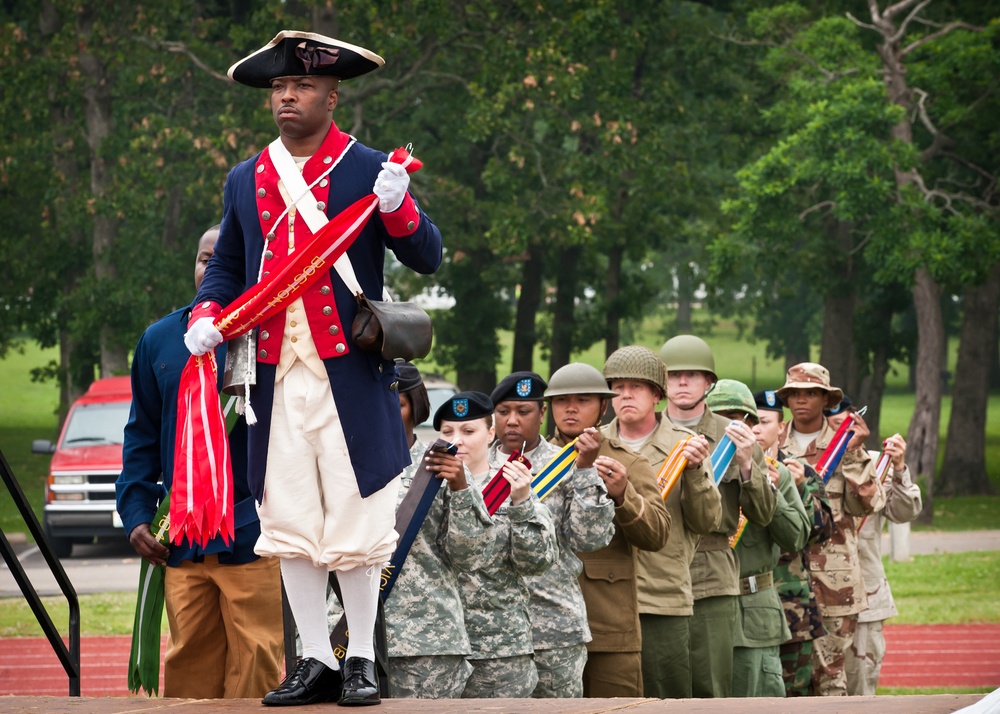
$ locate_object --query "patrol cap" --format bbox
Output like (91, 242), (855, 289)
(395, 361), (430, 427)
(775, 362), (843, 410)
(491, 371), (547, 404)
(433, 391), (494, 430)
(705, 378), (759, 424)
(228, 30), (385, 88)
(545, 363), (617, 399)
(824, 394), (854, 417)
(753, 389), (785, 414)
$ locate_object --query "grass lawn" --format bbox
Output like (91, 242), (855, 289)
(887, 551), (1000, 624)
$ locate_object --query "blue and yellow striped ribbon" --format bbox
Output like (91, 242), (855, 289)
(531, 438), (579, 501)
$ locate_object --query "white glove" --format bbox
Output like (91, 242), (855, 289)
(184, 317), (223, 357)
(373, 161), (409, 213)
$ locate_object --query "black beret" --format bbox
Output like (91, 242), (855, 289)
(753, 389), (785, 413)
(490, 371), (547, 404)
(395, 361), (423, 393)
(824, 394), (853, 417)
(433, 391), (494, 431)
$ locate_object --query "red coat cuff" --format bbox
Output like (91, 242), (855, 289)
(380, 193), (420, 237)
(189, 301), (222, 328)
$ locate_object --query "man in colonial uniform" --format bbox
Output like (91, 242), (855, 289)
(184, 30), (442, 706)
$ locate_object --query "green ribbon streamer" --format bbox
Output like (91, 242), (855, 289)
(127, 494), (171, 696)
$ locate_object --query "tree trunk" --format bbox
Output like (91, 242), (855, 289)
(604, 242), (623, 360)
(549, 245), (580, 375)
(675, 266), (693, 334)
(819, 219), (856, 396)
(857, 333), (890, 448)
(938, 263), (1000, 496)
(907, 267), (945, 523)
(511, 244), (544, 372)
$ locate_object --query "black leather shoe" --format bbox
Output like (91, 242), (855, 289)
(337, 657), (379, 706)
(262, 657), (340, 706)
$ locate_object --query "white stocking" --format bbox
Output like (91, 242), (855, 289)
(279, 557), (339, 670)
(337, 565), (380, 662)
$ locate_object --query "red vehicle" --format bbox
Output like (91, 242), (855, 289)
(32, 376), (132, 558)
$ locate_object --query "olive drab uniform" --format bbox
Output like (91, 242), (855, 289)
(780, 420), (884, 696)
(846, 460), (921, 696)
(732, 463), (810, 697)
(488, 439), (616, 698)
(774, 456), (835, 696)
(602, 413), (722, 699)
(685, 409), (776, 699)
(384, 438), (496, 698)
(551, 430), (671, 698)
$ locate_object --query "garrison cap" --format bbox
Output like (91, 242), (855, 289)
(395, 361), (430, 427)
(433, 391), (494, 430)
(395, 360), (423, 393)
(491, 371), (547, 404)
(228, 30), (385, 88)
(824, 394), (854, 417)
(753, 389), (785, 414)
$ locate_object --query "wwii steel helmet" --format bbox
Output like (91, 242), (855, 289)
(602, 345), (666, 397)
(658, 335), (717, 381)
(544, 363), (618, 399)
(705, 378), (759, 424)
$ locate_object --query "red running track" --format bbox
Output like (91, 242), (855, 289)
(0, 624), (996, 696)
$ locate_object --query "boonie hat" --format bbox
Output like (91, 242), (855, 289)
(433, 391), (494, 431)
(775, 362), (844, 410)
(491, 371), (547, 404)
(228, 30), (385, 88)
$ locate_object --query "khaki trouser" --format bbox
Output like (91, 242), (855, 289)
(583, 650), (642, 698)
(812, 613), (857, 696)
(163, 555), (283, 698)
(846, 619), (886, 696)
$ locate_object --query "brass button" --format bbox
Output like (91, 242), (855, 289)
(266, 232), (275, 242)
(265, 250), (273, 260)
(288, 305), (296, 313)
(317, 201), (326, 211)
(290, 336), (298, 343)
(323, 156), (332, 164)
(262, 210), (271, 220)
(259, 349), (268, 359)
(406, 220), (415, 231)
(389, 380), (399, 390)
(322, 306), (332, 316)
(257, 188), (266, 197)
(320, 286), (331, 295)
(263, 271), (270, 278)
(329, 325), (339, 335)
(256, 164), (264, 173)
(335, 343), (346, 353)
(320, 178), (329, 188)
(260, 330), (269, 340)
(289, 321), (297, 328)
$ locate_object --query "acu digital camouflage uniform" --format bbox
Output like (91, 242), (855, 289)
(602, 413), (721, 699)
(846, 459), (921, 696)
(458, 465), (558, 698)
(550, 429), (671, 698)
(385, 438), (495, 698)
(780, 419), (884, 696)
(685, 407), (776, 698)
(732, 462), (810, 697)
(774, 454), (834, 696)
(488, 439), (616, 698)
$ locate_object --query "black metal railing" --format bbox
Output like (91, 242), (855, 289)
(0, 446), (80, 696)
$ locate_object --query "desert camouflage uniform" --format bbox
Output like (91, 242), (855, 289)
(603, 413), (721, 699)
(732, 463), (810, 697)
(686, 409), (776, 698)
(489, 439), (616, 698)
(775, 455), (834, 696)
(846, 461), (921, 695)
(458, 465), (558, 698)
(781, 420), (884, 696)
(385, 439), (495, 698)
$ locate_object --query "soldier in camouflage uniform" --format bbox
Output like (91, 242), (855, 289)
(777, 364), (885, 696)
(601, 346), (720, 699)
(706, 380), (810, 697)
(447, 389), (559, 698)
(659, 336), (777, 699)
(545, 363), (671, 697)
(750, 389), (834, 696)
(488, 371), (615, 698)
(384, 369), (496, 698)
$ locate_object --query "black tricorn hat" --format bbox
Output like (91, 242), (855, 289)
(228, 30), (385, 88)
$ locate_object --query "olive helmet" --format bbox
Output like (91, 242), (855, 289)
(544, 363), (617, 399)
(602, 345), (666, 397)
(659, 334), (717, 381)
(705, 378), (758, 424)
